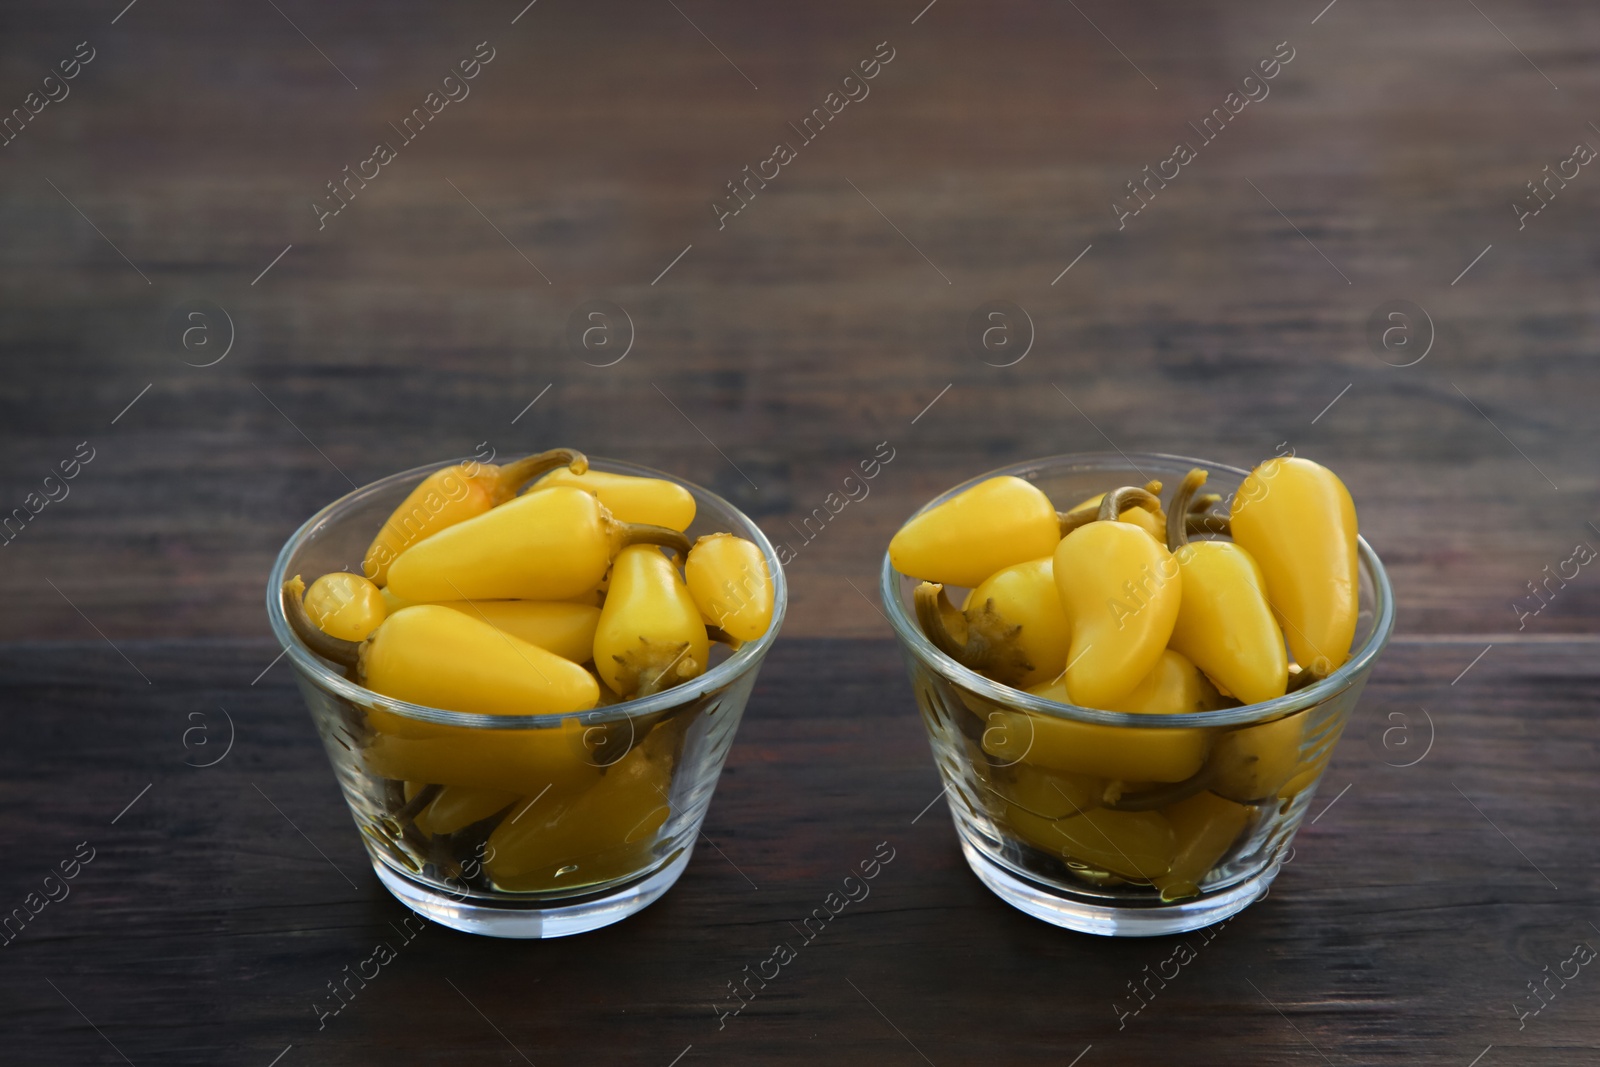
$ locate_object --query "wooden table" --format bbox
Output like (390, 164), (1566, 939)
(1, 0), (1596, 1062)
(3, 638), (1595, 1065)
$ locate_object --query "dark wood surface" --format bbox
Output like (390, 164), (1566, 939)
(1, 638), (1596, 1065)
(2, 0), (1599, 641)
(2, 0), (1598, 1061)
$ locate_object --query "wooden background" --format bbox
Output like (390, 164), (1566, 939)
(0, 0), (1596, 1062)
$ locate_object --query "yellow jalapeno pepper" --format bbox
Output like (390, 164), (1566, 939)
(304, 571), (388, 642)
(1006, 803), (1176, 881)
(283, 580), (599, 715)
(1053, 486), (1181, 708)
(408, 783), (519, 836)
(1209, 712), (1306, 802)
(363, 448), (586, 585)
(1272, 675), (1342, 799)
(363, 715), (605, 796)
(1093, 648), (1220, 716)
(981, 650), (1215, 783)
(1055, 808), (1176, 880)
(373, 600), (600, 663)
(987, 761), (1102, 819)
(362, 605), (599, 715)
(284, 587), (605, 795)
(912, 556), (1068, 688)
(1276, 714), (1344, 805)
(528, 467), (696, 531)
(1164, 469), (1288, 704)
(593, 545), (710, 698)
(485, 727), (674, 892)
(684, 533), (774, 643)
(890, 476), (1067, 588)
(385, 586), (605, 613)
(384, 486), (690, 603)
(1154, 790), (1253, 901)
(1229, 456), (1359, 674)
(451, 601), (602, 663)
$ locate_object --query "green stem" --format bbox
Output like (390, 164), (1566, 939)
(914, 582), (970, 663)
(706, 626), (744, 650)
(913, 582), (1031, 683)
(1056, 503), (1099, 537)
(496, 447), (589, 498)
(1286, 664), (1324, 692)
(1059, 481), (1163, 536)
(391, 783), (443, 829)
(1186, 513), (1232, 538)
(1164, 468), (1209, 549)
(616, 522), (694, 559)
(1097, 485), (1162, 523)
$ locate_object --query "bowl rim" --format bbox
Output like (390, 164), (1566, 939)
(266, 455), (787, 730)
(878, 450), (1395, 728)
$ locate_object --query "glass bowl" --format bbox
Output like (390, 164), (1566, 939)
(880, 452), (1393, 936)
(266, 456), (787, 938)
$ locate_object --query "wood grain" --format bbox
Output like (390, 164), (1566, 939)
(2, 0), (1598, 1061)
(0, 0), (1597, 642)
(0, 637), (1595, 1064)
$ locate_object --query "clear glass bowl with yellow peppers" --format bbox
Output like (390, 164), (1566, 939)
(266, 450), (784, 938)
(880, 452), (1393, 937)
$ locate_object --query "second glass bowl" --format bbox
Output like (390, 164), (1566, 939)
(881, 452), (1393, 936)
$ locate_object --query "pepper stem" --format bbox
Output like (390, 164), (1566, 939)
(913, 582), (1032, 683)
(1097, 486), (1162, 523)
(706, 626), (744, 650)
(281, 576), (362, 670)
(1056, 502), (1099, 537)
(1286, 664), (1324, 693)
(1058, 480), (1164, 537)
(495, 447), (589, 499)
(1164, 469), (1209, 548)
(915, 583), (970, 663)
(616, 522), (694, 559)
(390, 783), (443, 830)
(1186, 513), (1232, 538)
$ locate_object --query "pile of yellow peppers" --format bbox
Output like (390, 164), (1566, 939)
(891, 457), (1359, 900)
(281, 447), (775, 894)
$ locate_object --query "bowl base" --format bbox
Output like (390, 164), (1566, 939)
(373, 848), (694, 939)
(959, 838), (1276, 937)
